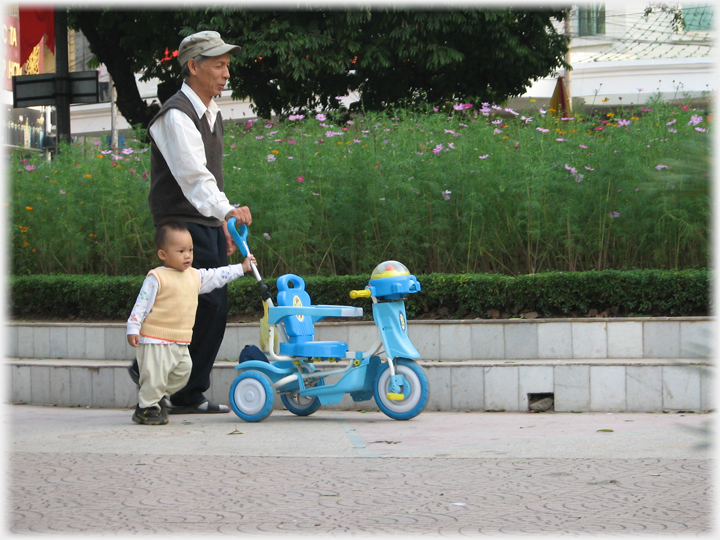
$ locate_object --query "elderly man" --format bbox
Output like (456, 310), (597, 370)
(128, 31), (252, 414)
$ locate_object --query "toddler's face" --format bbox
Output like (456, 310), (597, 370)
(159, 229), (194, 271)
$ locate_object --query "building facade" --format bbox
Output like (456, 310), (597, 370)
(523, 3), (715, 108)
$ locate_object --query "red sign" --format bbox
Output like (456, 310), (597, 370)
(2, 14), (48, 93)
(2, 15), (23, 92)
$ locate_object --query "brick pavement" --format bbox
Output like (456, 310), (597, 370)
(5, 405), (714, 535)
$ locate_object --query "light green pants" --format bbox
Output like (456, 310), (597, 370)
(137, 343), (192, 409)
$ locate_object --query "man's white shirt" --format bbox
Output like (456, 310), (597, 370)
(148, 83), (235, 222)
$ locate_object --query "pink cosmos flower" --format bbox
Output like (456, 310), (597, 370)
(297, 176), (304, 182)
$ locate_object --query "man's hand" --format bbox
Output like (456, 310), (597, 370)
(224, 206), (252, 256)
(225, 206), (252, 226)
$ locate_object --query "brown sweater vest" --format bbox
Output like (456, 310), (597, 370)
(147, 90), (224, 227)
(140, 267), (201, 343)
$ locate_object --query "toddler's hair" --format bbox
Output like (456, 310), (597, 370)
(155, 220), (189, 250)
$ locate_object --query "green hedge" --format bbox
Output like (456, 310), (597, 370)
(9, 269), (710, 321)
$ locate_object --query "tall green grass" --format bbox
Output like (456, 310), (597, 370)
(8, 98), (711, 277)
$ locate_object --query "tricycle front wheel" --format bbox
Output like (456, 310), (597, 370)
(229, 371), (275, 422)
(374, 359), (429, 420)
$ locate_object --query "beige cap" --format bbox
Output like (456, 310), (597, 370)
(177, 31), (241, 66)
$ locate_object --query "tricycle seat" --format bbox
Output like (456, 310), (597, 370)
(270, 274), (363, 359)
(279, 339), (349, 359)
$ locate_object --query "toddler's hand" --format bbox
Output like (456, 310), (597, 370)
(242, 255), (257, 274)
(127, 334), (139, 347)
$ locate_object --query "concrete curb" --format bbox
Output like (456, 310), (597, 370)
(6, 357), (713, 413)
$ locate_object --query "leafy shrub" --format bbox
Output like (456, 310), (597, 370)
(9, 269), (710, 321)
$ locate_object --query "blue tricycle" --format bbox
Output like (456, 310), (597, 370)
(226, 218), (430, 422)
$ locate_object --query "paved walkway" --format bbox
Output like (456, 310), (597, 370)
(5, 405), (714, 535)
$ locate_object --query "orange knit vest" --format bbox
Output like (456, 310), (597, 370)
(140, 267), (201, 343)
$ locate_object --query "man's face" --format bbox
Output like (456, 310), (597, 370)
(188, 53), (231, 104)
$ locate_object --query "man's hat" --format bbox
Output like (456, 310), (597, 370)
(177, 31), (241, 66)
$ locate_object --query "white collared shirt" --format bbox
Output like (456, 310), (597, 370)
(148, 82), (235, 222)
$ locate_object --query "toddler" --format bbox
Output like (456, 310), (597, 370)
(127, 220), (255, 425)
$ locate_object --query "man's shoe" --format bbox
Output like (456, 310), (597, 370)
(166, 400), (230, 414)
(127, 363), (140, 388)
(132, 404), (168, 425)
(159, 397), (173, 411)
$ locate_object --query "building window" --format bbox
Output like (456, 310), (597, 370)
(683, 4), (713, 31)
(578, 4), (606, 36)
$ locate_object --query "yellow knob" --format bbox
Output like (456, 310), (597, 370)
(349, 289), (371, 299)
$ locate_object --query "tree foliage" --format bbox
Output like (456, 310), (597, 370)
(68, 9), (187, 131)
(68, 7), (568, 129)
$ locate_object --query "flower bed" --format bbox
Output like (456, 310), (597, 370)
(8, 98), (711, 277)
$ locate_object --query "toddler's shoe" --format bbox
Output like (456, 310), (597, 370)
(132, 404), (168, 425)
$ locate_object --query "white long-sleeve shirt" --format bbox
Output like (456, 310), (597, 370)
(148, 83), (235, 222)
(127, 264), (245, 345)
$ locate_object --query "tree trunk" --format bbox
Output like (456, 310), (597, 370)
(70, 11), (159, 135)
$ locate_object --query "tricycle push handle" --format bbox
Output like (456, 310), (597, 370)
(349, 289), (372, 299)
(227, 217), (250, 257)
(227, 218), (267, 295)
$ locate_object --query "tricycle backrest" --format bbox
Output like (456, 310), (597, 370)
(275, 274), (315, 339)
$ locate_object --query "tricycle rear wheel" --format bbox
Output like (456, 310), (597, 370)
(229, 371), (275, 422)
(280, 392), (321, 416)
